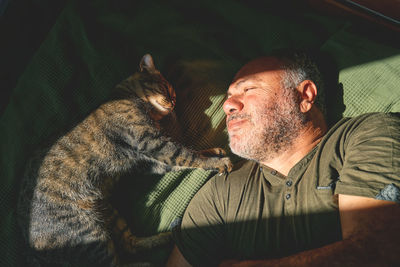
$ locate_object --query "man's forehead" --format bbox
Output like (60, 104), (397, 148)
(234, 57), (283, 80)
(230, 77), (262, 89)
(230, 57), (284, 88)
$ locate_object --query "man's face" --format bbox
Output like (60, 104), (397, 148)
(223, 57), (306, 162)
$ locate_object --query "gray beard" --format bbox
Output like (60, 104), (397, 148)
(229, 91), (307, 163)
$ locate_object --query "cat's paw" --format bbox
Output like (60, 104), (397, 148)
(199, 147), (227, 157)
(215, 157), (232, 174)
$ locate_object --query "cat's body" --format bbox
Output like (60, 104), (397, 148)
(17, 54), (232, 266)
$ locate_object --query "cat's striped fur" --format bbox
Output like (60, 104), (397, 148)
(17, 54), (232, 266)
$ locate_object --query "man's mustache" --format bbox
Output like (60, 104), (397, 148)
(227, 113), (251, 124)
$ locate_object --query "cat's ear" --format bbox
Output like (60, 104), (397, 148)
(140, 54), (156, 73)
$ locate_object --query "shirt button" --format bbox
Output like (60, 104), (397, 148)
(286, 180), (293, 187)
(271, 170), (277, 175)
(286, 194), (291, 200)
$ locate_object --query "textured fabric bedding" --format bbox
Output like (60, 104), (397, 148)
(1, 0), (399, 265)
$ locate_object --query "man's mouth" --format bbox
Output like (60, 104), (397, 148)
(227, 115), (250, 131)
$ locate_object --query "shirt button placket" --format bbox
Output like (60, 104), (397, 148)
(285, 178), (293, 208)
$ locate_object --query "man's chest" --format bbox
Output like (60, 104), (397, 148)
(223, 163), (342, 259)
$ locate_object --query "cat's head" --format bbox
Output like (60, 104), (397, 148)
(134, 54), (176, 119)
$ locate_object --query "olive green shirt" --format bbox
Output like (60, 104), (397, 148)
(173, 113), (400, 266)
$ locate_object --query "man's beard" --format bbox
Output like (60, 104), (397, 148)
(228, 90), (307, 163)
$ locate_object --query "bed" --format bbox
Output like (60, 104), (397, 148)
(1, 0), (399, 265)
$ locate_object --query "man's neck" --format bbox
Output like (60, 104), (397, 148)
(260, 119), (327, 176)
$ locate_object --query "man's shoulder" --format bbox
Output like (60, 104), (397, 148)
(328, 112), (400, 138)
(338, 112), (400, 127)
(230, 159), (256, 173)
(328, 112), (400, 199)
(212, 159), (256, 179)
(205, 159), (258, 190)
(183, 160), (258, 222)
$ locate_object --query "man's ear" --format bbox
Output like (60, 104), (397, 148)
(297, 80), (317, 113)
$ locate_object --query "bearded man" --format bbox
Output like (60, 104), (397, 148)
(167, 50), (400, 266)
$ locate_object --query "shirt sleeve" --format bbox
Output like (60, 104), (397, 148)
(173, 175), (227, 266)
(335, 113), (400, 201)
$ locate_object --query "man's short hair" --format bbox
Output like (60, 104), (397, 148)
(271, 49), (326, 115)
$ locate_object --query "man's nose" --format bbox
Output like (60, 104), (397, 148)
(223, 96), (244, 115)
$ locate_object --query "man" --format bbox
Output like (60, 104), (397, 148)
(167, 50), (400, 266)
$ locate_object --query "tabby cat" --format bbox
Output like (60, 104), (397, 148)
(17, 54), (232, 266)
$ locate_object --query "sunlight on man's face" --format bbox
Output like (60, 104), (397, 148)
(225, 58), (306, 162)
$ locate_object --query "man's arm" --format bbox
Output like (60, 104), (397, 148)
(219, 194), (400, 267)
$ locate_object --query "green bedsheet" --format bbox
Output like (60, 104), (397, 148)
(1, 0), (400, 266)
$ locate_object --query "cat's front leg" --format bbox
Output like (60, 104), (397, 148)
(197, 152), (232, 173)
(196, 147), (232, 173)
(158, 142), (232, 173)
(153, 141), (232, 173)
(198, 147), (227, 157)
(118, 123), (233, 173)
